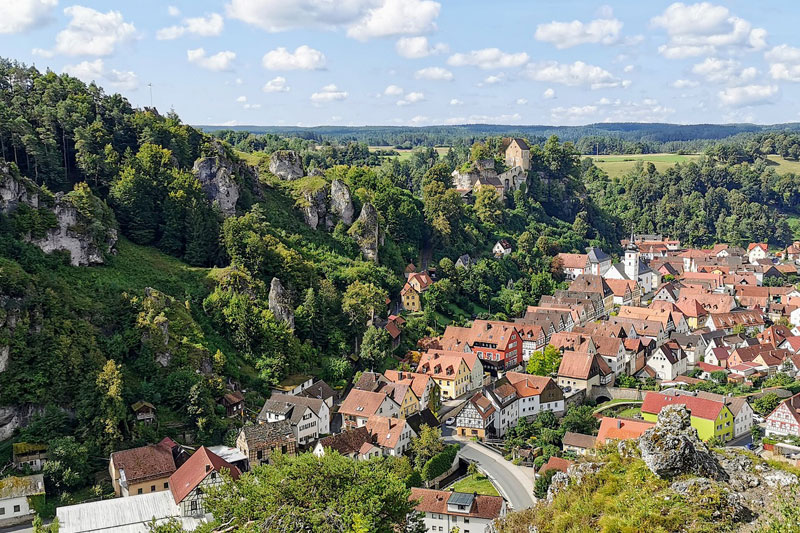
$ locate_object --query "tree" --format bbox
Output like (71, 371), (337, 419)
(710, 370), (728, 385)
(561, 405), (599, 435)
(473, 186), (502, 225)
(342, 280), (388, 344)
(42, 436), (91, 491)
(409, 424), (445, 469)
(359, 326), (392, 368)
(96, 359), (127, 450)
(534, 469), (557, 499)
(201, 452), (423, 533)
(527, 345), (561, 376)
(753, 392), (782, 415)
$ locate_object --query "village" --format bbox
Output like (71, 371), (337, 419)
(4, 232), (800, 532)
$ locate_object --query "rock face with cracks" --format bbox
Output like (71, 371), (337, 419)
(268, 277), (295, 330)
(269, 150), (304, 180)
(638, 404), (728, 481)
(348, 202), (382, 262)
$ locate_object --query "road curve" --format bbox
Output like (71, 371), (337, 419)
(456, 441), (536, 511)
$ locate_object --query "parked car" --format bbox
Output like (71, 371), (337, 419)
(445, 417), (455, 426)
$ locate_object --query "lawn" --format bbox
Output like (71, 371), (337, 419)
(765, 154), (800, 174)
(588, 153), (701, 178)
(450, 473), (500, 497)
(616, 407), (642, 418)
(593, 398), (642, 412)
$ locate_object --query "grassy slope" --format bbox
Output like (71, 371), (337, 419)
(450, 473), (500, 496)
(588, 153), (702, 178)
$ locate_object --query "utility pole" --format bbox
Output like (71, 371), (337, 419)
(148, 83), (153, 108)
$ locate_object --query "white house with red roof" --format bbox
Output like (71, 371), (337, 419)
(169, 446), (241, 518)
(766, 392), (800, 438)
(409, 488), (506, 533)
(747, 242), (768, 264)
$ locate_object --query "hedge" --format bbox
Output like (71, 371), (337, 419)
(422, 444), (459, 481)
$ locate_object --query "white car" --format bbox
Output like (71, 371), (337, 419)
(445, 417), (455, 426)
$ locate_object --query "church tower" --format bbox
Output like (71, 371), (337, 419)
(624, 232), (639, 280)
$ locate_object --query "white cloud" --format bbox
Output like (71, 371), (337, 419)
(551, 97), (675, 123)
(262, 45), (326, 70)
(395, 36), (448, 58)
(187, 48), (236, 71)
(348, 0), (440, 41)
(482, 73), (505, 85)
(442, 113), (522, 125)
(63, 58), (138, 91)
(235, 78), (243, 85)
(0, 0), (57, 34)
(672, 79), (699, 88)
(397, 91), (425, 106)
(691, 57), (757, 84)
(543, 88), (556, 99)
(236, 95), (247, 103)
(527, 61), (623, 89)
(263, 76), (290, 93)
(414, 66), (453, 81)
(243, 103), (261, 109)
(534, 15), (622, 49)
(447, 48), (529, 70)
(40, 6), (136, 56)
(384, 84), (404, 96)
(718, 84), (778, 107)
(651, 2), (767, 58)
(311, 84), (348, 103)
(765, 45), (800, 82)
(168, 5), (180, 16)
(516, 98), (528, 105)
(157, 13), (224, 40)
(550, 105), (598, 122)
(226, 0), (440, 41)
(450, 98), (463, 105)
(623, 64), (635, 73)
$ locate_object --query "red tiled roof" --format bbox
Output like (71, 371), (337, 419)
(641, 392), (725, 421)
(410, 488), (504, 520)
(111, 438), (178, 485)
(538, 456), (573, 475)
(169, 446), (240, 504)
(596, 417), (654, 443)
(340, 389), (393, 418)
(556, 253), (589, 270)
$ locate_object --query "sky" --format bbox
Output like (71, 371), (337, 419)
(2, 0), (800, 127)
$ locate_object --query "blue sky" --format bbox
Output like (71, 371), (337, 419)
(3, 0), (800, 126)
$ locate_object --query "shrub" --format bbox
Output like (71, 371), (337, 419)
(421, 444), (459, 481)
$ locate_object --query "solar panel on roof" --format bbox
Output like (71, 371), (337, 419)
(447, 491), (475, 506)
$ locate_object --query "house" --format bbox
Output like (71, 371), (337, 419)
(505, 372), (565, 418)
(0, 474), (44, 528)
(131, 401), (156, 424)
(556, 253), (589, 280)
(235, 420), (296, 469)
(401, 271), (433, 312)
(382, 382), (421, 418)
(784, 241), (800, 262)
(383, 314), (405, 348)
(605, 278), (639, 306)
(418, 350), (482, 400)
(595, 417), (654, 445)
(645, 340), (687, 381)
(668, 390), (753, 438)
(271, 374), (314, 396)
(298, 379), (338, 408)
(456, 392), (496, 440)
(169, 447), (241, 518)
(455, 254), (472, 269)
(206, 445), (249, 474)
(705, 310), (765, 334)
(409, 488), (506, 533)
(675, 298), (708, 330)
(556, 351), (614, 394)
(603, 241), (660, 294)
(383, 369), (439, 413)
(653, 282), (681, 304)
(515, 323), (547, 361)
(11, 443), (47, 472)
(219, 391), (244, 418)
(696, 361), (726, 380)
(56, 490), (203, 533)
(365, 416), (417, 456)
(562, 432), (596, 455)
(339, 389), (401, 428)
(465, 320), (523, 371)
(748, 242), (768, 264)
(484, 377), (519, 437)
(313, 426), (382, 461)
(641, 392), (734, 442)
(765, 392), (800, 438)
(538, 456), (574, 476)
(593, 336), (628, 376)
(505, 137), (531, 170)
(256, 393), (330, 445)
(570, 274), (614, 311)
(109, 437), (184, 497)
(587, 247), (613, 276)
(493, 239), (512, 257)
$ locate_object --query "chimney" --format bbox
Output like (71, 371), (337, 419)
(616, 419), (621, 429)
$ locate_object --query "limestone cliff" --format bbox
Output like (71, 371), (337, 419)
(269, 150), (304, 180)
(295, 179), (355, 230)
(301, 187), (328, 230)
(348, 202), (382, 262)
(193, 138), (253, 217)
(0, 164), (118, 266)
(329, 179), (354, 225)
(268, 277), (295, 329)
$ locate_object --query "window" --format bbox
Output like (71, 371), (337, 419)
(257, 450), (263, 460)
(151, 485), (156, 492)
(13, 505), (20, 513)
(211, 472), (217, 480)
(191, 500), (198, 512)
(164, 482), (169, 489)
(137, 488), (143, 495)
(0, 507), (4, 515)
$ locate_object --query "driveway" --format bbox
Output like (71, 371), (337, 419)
(454, 440), (536, 511)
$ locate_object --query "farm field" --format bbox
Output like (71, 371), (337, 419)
(588, 153), (702, 178)
(765, 154), (800, 174)
(369, 145), (450, 161)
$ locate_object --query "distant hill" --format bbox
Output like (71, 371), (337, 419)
(196, 122), (800, 146)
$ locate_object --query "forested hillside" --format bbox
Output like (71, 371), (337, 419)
(1, 57), (800, 503)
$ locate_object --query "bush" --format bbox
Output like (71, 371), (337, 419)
(534, 469), (557, 499)
(421, 444), (459, 481)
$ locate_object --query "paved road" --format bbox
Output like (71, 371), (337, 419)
(455, 441), (536, 511)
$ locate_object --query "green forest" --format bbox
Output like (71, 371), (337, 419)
(1, 57), (800, 505)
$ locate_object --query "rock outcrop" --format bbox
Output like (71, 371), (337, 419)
(329, 179), (354, 225)
(268, 277), (294, 329)
(638, 404), (728, 481)
(30, 192), (118, 266)
(348, 203), (382, 262)
(0, 405), (41, 441)
(269, 150), (304, 180)
(301, 187), (328, 230)
(1, 164), (117, 266)
(192, 138), (248, 217)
